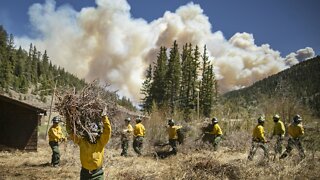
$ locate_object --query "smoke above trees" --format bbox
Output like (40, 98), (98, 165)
(15, 0), (315, 103)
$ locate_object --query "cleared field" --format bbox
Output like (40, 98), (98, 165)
(0, 139), (319, 180)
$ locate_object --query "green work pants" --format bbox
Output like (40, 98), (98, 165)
(80, 167), (104, 180)
(133, 136), (144, 156)
(121, 140), (129, 156)
(274, 136), (284, 155)
(169, 139), (178, 155)
(49, 141), (60, 166)
(280, 138), (305, 159)
(248, 141), (269, 160)
(213, 135), (222, 151)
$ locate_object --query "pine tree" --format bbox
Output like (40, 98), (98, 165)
(200, 45), (217, 117)
(141, 64), (153, 113)
(151, 46), (168, 107)
(31, 46), (38, 83)
(165, 40), (181, 113)
(179, 43), (196, 119)
(42, 50), (49, 76)
(0, 25), (8, 62)
(0, 26), (8, 89)
(0, 59), (12, 89)
(0, 26), (88, 97)
(0, 32), (13, 89)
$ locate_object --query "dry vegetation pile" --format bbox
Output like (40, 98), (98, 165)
(55, 81), (118, 143)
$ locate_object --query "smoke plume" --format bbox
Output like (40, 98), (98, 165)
(284, 47), (315, 66)
(16, 0), (315, 103)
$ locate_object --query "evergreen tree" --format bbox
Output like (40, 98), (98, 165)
(14, 47), (24, 77)
(165, 40), (181, 113)
(200, 45), (217, 117)
(0, 25), (7, 62)
(24, 43), (33, 82)
(191, 45), (201, 115)
(179, 43), (195, 119)
(42, 50), (50, 76)
(151, 46), (168, 106)
(141, 64), (153, 113)
(0, 26), (8, 89)
(0, 26), (89, 98)
(0, 58), (12, 89)
(31, 46), (38, 83)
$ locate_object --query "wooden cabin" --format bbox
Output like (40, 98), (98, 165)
(0, 94), (46, 151)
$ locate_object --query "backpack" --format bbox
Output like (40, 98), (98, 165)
(177, 127), (186, 144)
(201, 123), (214, 143)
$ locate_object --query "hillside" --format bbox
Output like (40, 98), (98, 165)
(222, 56), (320, 117)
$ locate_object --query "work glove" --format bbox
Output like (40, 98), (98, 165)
(60, 137), (66, 142)
(101, 107), (107, 117)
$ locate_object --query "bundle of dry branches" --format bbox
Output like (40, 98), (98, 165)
(55, 81), (116, 143)
(199, 123), (214, 143)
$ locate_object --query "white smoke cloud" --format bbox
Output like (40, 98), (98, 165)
(284, 47), (315, 66)
(15, 0), (315, 103)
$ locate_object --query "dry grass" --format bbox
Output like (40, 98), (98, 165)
(0, 137), (319, 180)
(1, 106), (319, 180)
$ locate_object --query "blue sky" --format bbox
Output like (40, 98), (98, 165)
(0, 0), (319, 102)
(0, 0), (319, 56)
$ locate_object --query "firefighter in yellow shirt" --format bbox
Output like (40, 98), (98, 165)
(248, 116), (269, 161)
(48, 116), (66, 167)
(207, 117), (223, 151)
(280, 114), (305, 159)
(121, 117), (133, 157)
(67, 115), (111, 180)
(133, 116), (145, 156)
(167, 119), (182, 155)
(271, 114), (285, 160)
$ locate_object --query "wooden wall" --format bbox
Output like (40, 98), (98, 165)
(0, 100), (38, 151)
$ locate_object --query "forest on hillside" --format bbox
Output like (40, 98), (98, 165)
(223, 56), (320, 118)
(0, 25), (136, 110)
(0, 25), (86, 100)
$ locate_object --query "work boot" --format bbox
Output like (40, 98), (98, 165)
(52, 164), (60, 168)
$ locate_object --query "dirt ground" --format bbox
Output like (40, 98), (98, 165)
(0, 139), (319, 180)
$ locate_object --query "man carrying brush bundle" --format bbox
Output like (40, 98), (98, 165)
(207, 117), (223, 151)
(66, 110), (111, 180)
(48, 116), (66, 167)
(167, 119), (183, 155)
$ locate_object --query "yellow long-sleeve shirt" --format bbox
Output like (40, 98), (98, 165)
(134, 123), (145, 137)
(121, 124), (133, 140)
(167, 125), (182, 140)
(273, 120), (285, 136)
(69, 116), (111, 171)
(125, 124), (133, 133)
(209, 124), (223, 136)
(288, 123), (304, 139)
(48, 124), (64, 142)
(253, 124), (266, 143)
